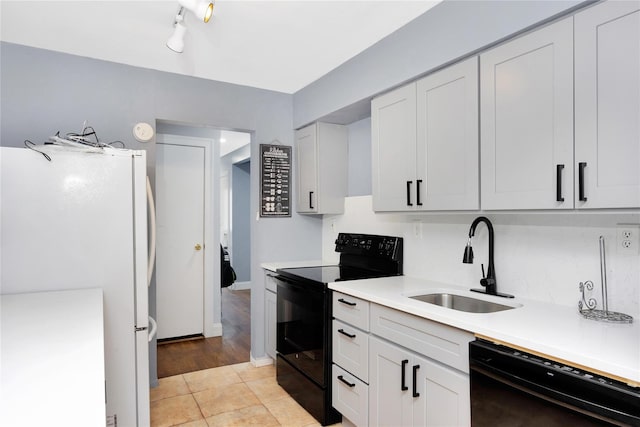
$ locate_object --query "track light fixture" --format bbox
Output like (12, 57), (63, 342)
(167, 9), (187, 53)
(166, 0), (214, 53)
(179, 0), (214, 23)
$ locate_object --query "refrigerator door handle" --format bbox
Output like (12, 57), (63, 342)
(146, 176), (156, 287)
(148, 316), (157, 342)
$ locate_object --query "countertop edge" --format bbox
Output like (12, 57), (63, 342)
(329, 276), (640, 385)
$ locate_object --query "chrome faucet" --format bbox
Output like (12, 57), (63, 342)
(463, 216), (513, 298)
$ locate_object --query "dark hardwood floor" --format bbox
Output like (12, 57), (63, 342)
(157, 288), (251, 378)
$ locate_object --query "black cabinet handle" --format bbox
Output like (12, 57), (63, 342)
(578, 162), (587, 201)
(416, 179), (423, 206)
(338, 298), (356, 307)
(338, 328), (356, 339)
(412, 365), (420, 397)
(556, 164), (564, 202)
(401, 359), (409, 391)
(338, 375), (356, 388)
(309, 191), (314, 209)
(406, 181), (413, 206)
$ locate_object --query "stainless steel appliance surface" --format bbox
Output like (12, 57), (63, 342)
(470, 339), (640, 426)
(274, 233), (403, 426)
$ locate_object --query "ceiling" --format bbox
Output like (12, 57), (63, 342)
(0, 0), (441, 94)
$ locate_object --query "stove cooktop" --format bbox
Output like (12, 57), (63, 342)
(277, 265), (396, 284)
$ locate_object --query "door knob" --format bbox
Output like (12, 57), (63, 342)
(195, 243), (202, 251)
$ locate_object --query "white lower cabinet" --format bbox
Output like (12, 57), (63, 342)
(332, 292), (472, 427)
(264, 270), (277, 360)
(369, 336), (470, 427)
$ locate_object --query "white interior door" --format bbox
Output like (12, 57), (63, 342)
(156, 138), (206, 339)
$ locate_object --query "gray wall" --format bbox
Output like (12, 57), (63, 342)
(232, 161), (251, 282)
(293, 0), (590, 128)
(346, 118), (372, 196)
(0, 41), (324, 384)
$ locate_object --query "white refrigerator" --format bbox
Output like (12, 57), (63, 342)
(1, 145), (151, 426)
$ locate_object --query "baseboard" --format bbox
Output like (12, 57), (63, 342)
(230, 281), (251, 291)
(250, 354), (274, 367)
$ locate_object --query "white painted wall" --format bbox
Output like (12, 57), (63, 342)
(323, 196), (640, 319)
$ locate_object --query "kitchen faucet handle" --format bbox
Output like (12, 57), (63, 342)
(481, 264), (486, 279)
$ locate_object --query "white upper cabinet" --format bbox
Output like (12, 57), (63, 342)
(480, 18), (574, 210)
(416, 57), (479, 210)
(574, 1), (640, 209)
(372, 83), (417, 211)
(372, 57), (479, 211)
(295, 122), (348, 214)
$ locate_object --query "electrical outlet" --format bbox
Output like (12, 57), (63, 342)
(616, 224), (640, 255)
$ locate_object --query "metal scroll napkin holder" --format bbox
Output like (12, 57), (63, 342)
(578, 236), (633, 324)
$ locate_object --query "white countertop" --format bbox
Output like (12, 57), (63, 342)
(261, 260), (325, 272)
(1, 289), (106, 426)
(329, 275), (640, 385)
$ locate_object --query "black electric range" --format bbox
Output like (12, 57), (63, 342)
(273, 233), (403, 425)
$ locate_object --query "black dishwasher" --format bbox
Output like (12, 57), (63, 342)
(470, 339), (640, 426)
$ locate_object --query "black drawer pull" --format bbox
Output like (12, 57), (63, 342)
(401, 359), (409, 391)
(406, 181), (413, 206)
(578, 162), (587, 201)
(309, 191), (314, 209)
(416, 179), (423, 206)
(556, 164), (564, 202)
(412, 364), (420, 397)
(338, 298), (356, 306)
(338, 375), (356, 388)
(338, 328), (356, 339)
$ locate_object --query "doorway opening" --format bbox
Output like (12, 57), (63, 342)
(153, 121), (253, 378)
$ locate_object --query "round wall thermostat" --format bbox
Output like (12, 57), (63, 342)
(133, 122), (154, 142)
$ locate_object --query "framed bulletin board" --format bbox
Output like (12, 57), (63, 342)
(260, 144), (292, 217)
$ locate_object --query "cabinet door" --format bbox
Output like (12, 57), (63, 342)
(265, 289), (277, 360)
(481, 18), (574, 209)
(372, 83), (418, 211)
(369, 336), (413, 427)
(416, 57), (479, 210)
(412, 354), (470, 427)
(295, 124), (318, 213)
(575, 1), (640, 208)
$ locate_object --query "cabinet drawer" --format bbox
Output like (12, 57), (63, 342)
(332, 364), (368, 427)
(370, 303), (473, 373)
(333, 292), (370, 331)
(333, 319), (369, 383)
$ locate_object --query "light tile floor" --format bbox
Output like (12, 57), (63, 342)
(151, 362), (343, 427)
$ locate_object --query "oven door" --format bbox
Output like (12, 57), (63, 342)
(275, 275), (327, 387)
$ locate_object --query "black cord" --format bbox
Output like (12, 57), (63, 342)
(24, 140), (51, 161)
(108, 140), (126, 148)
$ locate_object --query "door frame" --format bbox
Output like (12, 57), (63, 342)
(156, 133), (221, 337)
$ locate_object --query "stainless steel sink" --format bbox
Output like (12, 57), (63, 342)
(409, 293), (516, 313)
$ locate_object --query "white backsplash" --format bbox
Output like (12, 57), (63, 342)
(322, 196), (640, 319)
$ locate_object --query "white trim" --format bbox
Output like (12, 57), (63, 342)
(250, 354), (274, 367)
(230, 281), (252, 291)
(156, 133), (219, 339)
(210, 322), (222, 337)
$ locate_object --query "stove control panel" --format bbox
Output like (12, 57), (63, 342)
(335, 233), (403, 260)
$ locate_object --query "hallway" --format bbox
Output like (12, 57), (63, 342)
(157, 288), (251, 378)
